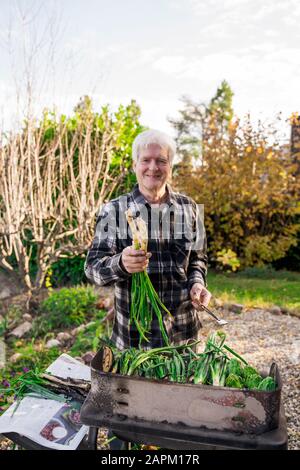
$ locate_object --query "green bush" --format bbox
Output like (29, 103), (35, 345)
(70, 316), (111, 357)
(40, 285), (97, 330)
(50, 256), (87, 287)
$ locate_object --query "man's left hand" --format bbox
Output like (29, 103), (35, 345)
(190, 283), (212, 309)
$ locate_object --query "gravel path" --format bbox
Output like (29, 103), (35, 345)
(1, 306), (299, 450)
(198, 307), (300, 450)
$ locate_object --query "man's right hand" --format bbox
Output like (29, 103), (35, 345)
(121, 246), (152, 273)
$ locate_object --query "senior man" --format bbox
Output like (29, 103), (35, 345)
(85, 129), (211, 350)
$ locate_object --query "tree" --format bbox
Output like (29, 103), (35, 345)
(169, 81), (234, 167)
(171, 108), (300, 268)
(207, 80), (234, 133)
(0, 98), (144, 292)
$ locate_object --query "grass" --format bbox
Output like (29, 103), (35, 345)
(208, 268), (300, 316)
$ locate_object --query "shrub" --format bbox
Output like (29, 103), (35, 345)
(70, 316), (111, 357)
(49, 256), (86, 287)
(40, 285), (97, 329)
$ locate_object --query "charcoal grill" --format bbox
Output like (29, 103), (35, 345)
(79, 347), (288, 450)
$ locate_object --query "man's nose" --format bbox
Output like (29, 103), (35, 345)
(149, 160), (159, 170)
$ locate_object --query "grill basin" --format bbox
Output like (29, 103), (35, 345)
(80, 347), (282, 437)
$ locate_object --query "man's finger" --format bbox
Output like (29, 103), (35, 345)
(125, 258), (148, 266)
(192, 300), (202, 310)
(200, 290), (211, 307)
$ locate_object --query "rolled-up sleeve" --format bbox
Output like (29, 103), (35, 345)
(84, 203), (131, 286)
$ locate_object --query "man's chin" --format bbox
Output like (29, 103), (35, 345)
(144, 182), (164, 191)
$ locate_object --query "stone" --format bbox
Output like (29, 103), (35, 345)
(211, 297), (223, 308)
(10, 352), (22, 364)
(45, 339), (61, 349)
(269, 306), (282, 315)
(74, 356), (84, 363)
(56, 332), (72, 343)
(81, 351), (95, 364)
(71, 324), (86, 336)
(0, 287), (11, 300)
(9, 321), (32, 338)
(71, 321), (95, 336)
(22, 313), (33, 322)
(224, 302), (244, 314)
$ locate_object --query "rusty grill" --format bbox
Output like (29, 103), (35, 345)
(79, 347), (288, 450)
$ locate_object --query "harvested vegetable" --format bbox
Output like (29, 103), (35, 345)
(225, 373), (244, 389)
(0, 369), (67, 415)
(107, 331), (277, 391)
(257, 377), (276, 391)
(126, 209), (173, 345)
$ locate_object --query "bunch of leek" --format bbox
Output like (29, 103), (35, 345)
(126, 209), (173, 346)
(108, 331), (277, 391)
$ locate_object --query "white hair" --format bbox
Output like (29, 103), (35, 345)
(132, 129), (176, 164)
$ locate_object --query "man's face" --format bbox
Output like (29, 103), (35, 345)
(133, 144), (171, 193)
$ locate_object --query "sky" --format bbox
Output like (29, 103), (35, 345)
(0, 0), (299, 140)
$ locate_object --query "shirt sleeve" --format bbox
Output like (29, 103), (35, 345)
(187, 202), (208, 289)
(84, 203), (131, 286)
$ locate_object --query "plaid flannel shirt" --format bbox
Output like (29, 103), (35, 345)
(84, 184), (207, 350)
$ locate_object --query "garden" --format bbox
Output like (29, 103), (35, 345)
(0, 84), (299, 449)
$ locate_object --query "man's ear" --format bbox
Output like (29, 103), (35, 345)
(132, 161), (136, 171)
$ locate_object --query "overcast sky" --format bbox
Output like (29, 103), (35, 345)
(0, 0), (299, 139)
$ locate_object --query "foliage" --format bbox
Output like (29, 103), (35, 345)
(207, 80), (234, 132)
(50, 255), (86, 287)
(4, 340), (60, 375)
(0, 97), (144, 292)
(0, 345), (61, 414)
(216, 249), (240, 272)
(69, 313), (110, 357)
(39, 285), (98, 329)
(171, 86), (300, 268)
(0, 317), (9, 337)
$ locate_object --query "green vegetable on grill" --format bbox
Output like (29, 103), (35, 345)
(107, 331), (277, 392)
(225, 373), (244, 389)
(244, 374), (262, 389)
(257, 377), (276, 391)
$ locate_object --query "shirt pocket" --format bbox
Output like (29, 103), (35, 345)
(170, 239), (191, 274)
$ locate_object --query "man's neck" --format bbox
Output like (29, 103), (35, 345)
(139, 185), (168, 205)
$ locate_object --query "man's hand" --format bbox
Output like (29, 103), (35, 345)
(121, 246), (152, 274)
(190, 283), (212, 309)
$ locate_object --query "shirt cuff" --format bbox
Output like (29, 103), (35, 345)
(113, 252), (131, 278)
(188, 275), (207, 291)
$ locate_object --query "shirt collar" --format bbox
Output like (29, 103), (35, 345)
(131, 183), (176, 207)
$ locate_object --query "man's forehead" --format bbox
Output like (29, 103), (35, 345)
(139, 144), (169, 158)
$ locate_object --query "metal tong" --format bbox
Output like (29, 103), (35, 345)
(194, 300), (228, 326)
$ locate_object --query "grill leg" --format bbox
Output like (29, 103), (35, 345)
(86, 427), (98, 450)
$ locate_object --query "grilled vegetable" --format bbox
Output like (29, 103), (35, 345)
(257, 377), (276, 391)
(107, 331), (277, 392)
(227, 359), (243, 377)
(210, 356), (228, 386)
(242, 365), (260, 379)
(244, 374), (262, 389)
(225, 373), (244, 389)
